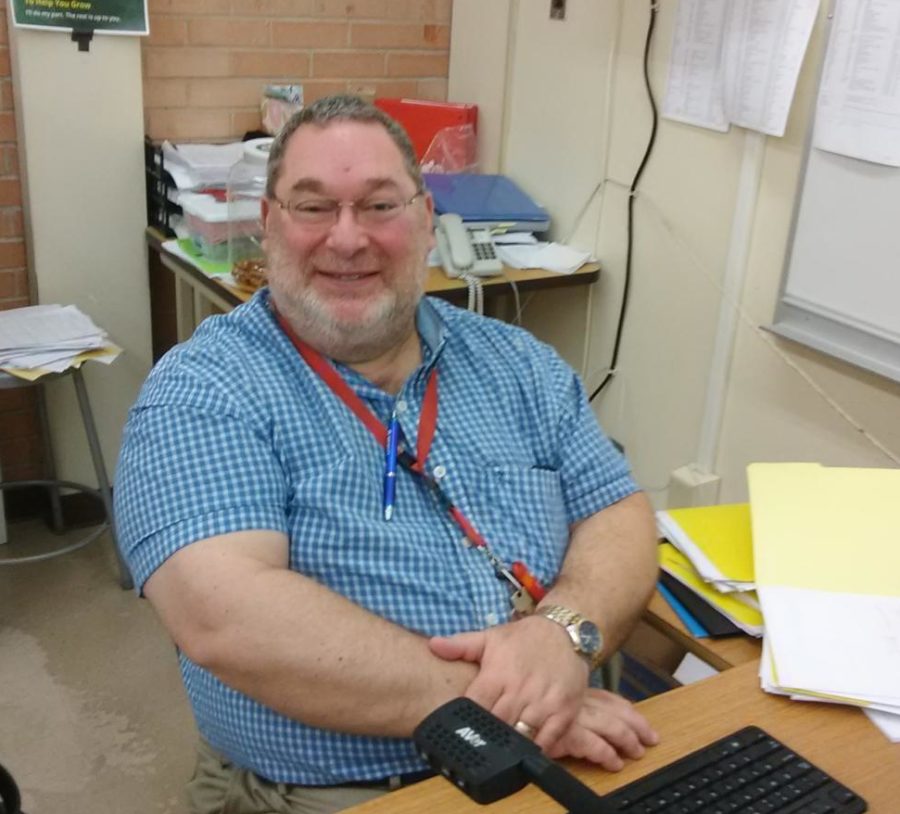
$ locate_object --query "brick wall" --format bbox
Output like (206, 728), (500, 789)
(0, 0), (43, 486)
(142, 0), (453, 142)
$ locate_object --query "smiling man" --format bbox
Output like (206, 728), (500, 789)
(114, 95), (659, 814)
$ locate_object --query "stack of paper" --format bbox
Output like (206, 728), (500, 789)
(0, 305), (119, 379)
(656, 504), (764, 637)
(748, 462), (900, 742)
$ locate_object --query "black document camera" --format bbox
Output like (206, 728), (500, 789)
(413, 697), (612, 813)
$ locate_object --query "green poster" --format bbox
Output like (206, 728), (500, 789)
(11, 0), (149, 35)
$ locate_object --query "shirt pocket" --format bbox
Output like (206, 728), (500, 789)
(463, 464), (570, 585)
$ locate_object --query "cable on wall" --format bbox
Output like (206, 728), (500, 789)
(589, 0), (660, 403)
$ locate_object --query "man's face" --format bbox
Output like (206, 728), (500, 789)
(262, 120), (434, 363)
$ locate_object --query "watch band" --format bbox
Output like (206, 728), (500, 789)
(536, 604), (604, 670)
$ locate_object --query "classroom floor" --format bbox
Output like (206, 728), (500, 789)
(0, 519), (195, 814)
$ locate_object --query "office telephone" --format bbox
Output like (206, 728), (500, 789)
(434, 213), (502, 278)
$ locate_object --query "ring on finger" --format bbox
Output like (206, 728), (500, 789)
(514, 720), (537, 739)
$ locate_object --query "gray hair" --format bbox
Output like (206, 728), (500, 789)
(265, 94), (424, 199)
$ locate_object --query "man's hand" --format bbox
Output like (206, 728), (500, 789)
(429, 615), (589, 750)
(547, 688), (659, 771)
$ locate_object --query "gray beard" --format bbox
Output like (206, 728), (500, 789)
(269, 277), (422, 364)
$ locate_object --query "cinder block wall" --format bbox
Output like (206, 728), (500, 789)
(142, 0), (453, 141)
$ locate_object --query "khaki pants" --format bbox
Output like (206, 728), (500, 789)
(185, 740), (389, 814)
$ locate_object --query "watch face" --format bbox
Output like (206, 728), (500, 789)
(576, 620), (601, 654)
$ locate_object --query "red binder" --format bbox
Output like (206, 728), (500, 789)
(374, 98), (478, 161)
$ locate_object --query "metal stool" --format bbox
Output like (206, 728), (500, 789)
(0, 367), (132, 589)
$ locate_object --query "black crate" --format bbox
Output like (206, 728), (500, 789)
(144, 137), (181, 237)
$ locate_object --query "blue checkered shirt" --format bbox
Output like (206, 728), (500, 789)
(114, 288), (637, 784)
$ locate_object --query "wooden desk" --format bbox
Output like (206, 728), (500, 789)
(642, 590), (761, 671)
(348, 660), (900, 813)
(146, 229), (600, 350)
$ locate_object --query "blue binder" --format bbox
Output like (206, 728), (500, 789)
(424, 173), (550, 232)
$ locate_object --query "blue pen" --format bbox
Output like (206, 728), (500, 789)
(383, 409), (400, 521)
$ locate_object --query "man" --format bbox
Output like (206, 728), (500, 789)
(115, 94), (660, 814)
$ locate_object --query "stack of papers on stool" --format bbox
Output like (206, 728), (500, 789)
(748, 462), (900, 742)
(0, 304), (119, 380)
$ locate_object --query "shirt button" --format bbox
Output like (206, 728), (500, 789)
(460, 535), (472, 548)
(433, 464), (447, 480)
(485, 612), (499, 626)
(396, 400), (408, 414)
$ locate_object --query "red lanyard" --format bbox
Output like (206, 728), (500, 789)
(273, 307), (547, 608)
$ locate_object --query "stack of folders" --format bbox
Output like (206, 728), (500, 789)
(748, 462), (900, 743)
(656, 503), (764, 638)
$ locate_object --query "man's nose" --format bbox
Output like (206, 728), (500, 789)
(324, 204), (369, 254)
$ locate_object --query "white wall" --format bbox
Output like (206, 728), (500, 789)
(449, 0), (900, 505)
(9, 23), (151, 485)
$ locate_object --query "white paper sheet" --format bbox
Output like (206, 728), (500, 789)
(663, 0), (730, 132)
(663, 0), (819, 136)
(760, 585), (900, 703)
(813, 0), (900, 166)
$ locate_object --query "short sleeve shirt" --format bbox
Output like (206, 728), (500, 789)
(114, 289), (638, 784)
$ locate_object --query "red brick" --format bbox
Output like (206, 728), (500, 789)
(145, 109), (233, 141)
(0, 408), (39, 442)
(0, 111), (14, 142)
(300, 81), (349, 104)
(0, 240), (25, 268)
(386, 52), (448, 78)
(147, 15), (188, 46)
(0, 388), (34, 412)
(147, 0), (230, 14)
(0, 48), (9, 78)
(0, 144), (18, 176)
(0, 209), (23, 238)
(143, 78), (189, 108)
(0, 295), (29, 310)
(232, 0), (314, 13)
(232, 109), (264, 137)
(348, 79), (418, 99)
(0, 435), (44, 481)
(415, 77), (447, 101)
(0, 268), (19, 298)
(144, 49), (232, 79)
(187, 78), (265, 108)
(312, 52), (385, 79)
(271, 21), (348, 48)
(350, 22), (449, 49)
(0, 179), (20, 206)
(231, 51), (310, 79)
(188, 18), (269, 47)
(0, 80), (15, 112)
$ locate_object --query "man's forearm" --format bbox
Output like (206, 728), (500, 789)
(540, 491), (658, 655)
(145, 533), (477, 738)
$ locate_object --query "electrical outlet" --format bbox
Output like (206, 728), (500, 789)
(550, 0), (566, 21)
(667, 465), (721, 508)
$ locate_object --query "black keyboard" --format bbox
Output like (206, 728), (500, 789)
(604, 726), (866, 814)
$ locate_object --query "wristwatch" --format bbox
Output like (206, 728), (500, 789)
(536, 604), (604, 671)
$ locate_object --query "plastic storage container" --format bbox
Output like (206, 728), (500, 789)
(178, 190), (260, 264)
(226, 137), (272, 265)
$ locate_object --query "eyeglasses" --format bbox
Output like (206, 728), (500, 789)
(274, 191), (423, 228)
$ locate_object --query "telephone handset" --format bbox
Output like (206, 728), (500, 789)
(434, 213), (502, 278)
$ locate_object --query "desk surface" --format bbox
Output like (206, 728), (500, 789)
(147, 228), (601, 310)
(348, 660), (899, 813)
